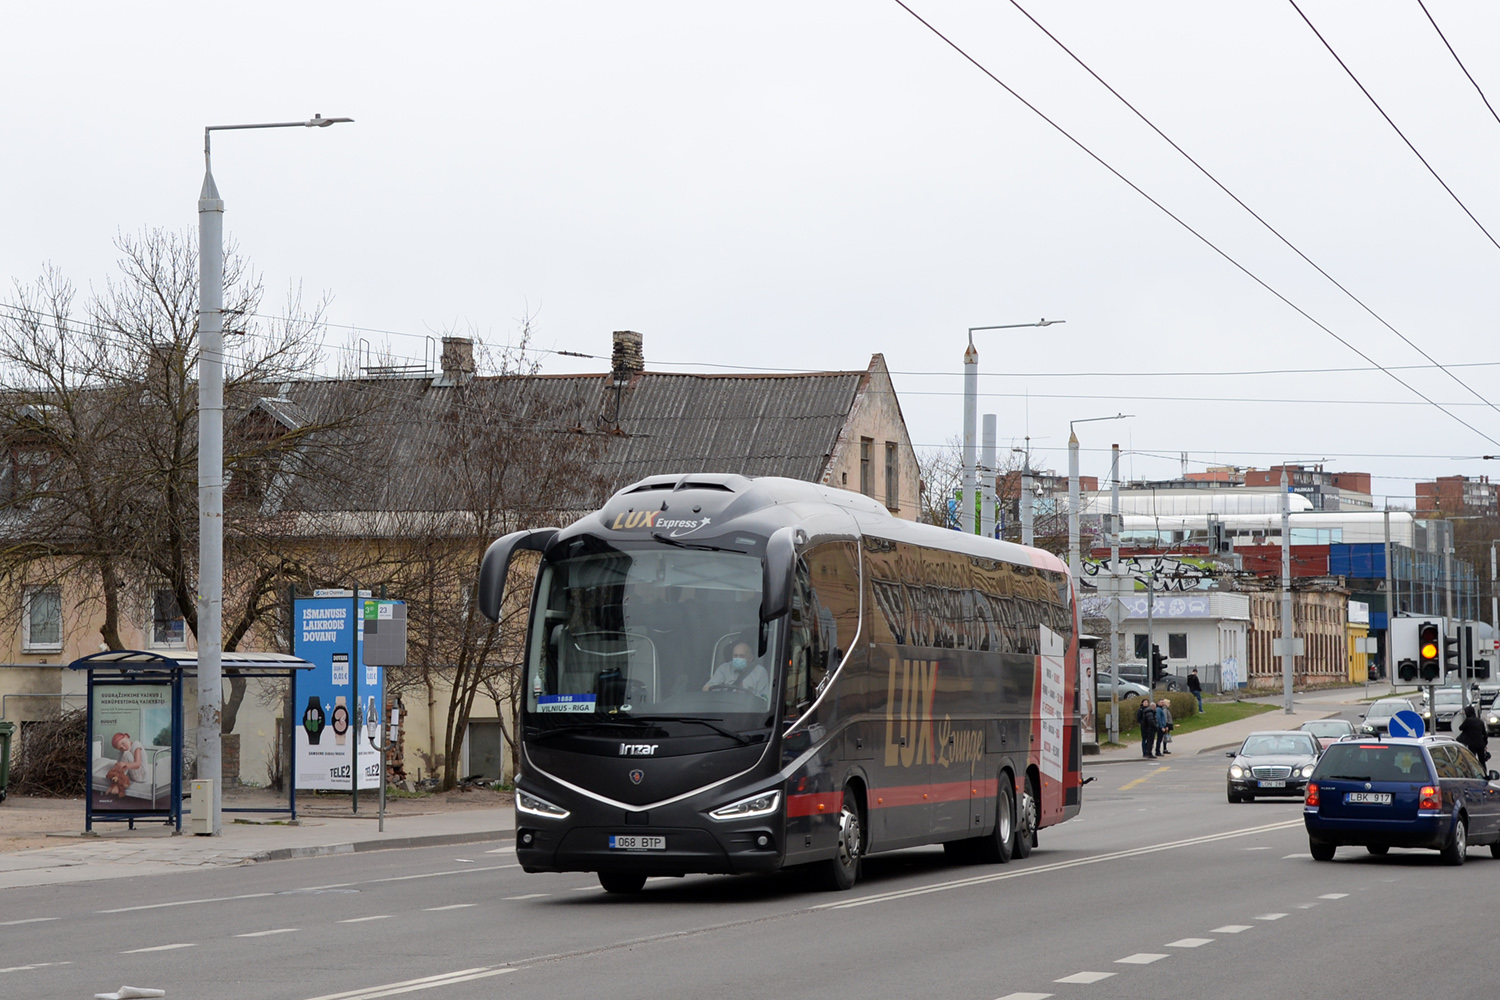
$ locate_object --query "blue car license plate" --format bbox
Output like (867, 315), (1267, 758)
(1344, 792), (1392, 805)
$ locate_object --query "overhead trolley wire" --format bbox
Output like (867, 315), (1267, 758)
(1418, 0), (1500, 131)
(890, 0), (1500, 450)
(1009, 0), (1500, 424)
(1290, 0), (1500, 255)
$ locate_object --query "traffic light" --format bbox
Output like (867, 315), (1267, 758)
(1150, 644), (1167, 684)
(1444, 633), (1461, 678)
(1418, 621), (1441, 681)
(1397, 658), (1419, 682)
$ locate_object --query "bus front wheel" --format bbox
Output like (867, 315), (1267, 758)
(817, 789), (863, 891)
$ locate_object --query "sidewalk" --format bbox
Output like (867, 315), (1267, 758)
(1086, 684), (1384, 765)
(0, 803), (515, 891)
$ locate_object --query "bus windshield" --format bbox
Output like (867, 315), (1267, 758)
(526, 545), (779, 732)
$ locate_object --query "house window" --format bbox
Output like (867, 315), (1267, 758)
(884, 441), (899, 510)
(152, 589), (186, 648)
(1133, 634), (1149, 660)
(859, 438), (873, 496)
(1168, 632), (1188, 659)
(22, 585), (62, 652)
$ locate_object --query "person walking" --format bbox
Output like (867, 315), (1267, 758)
(1186, 669), (1203, 713)
(1137, 695), (1158, 759)
(1458, 704), (1489, 765)
(1155, 698), (1174, 755)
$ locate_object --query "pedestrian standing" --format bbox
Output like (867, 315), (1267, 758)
(1186, 668), (1203, 713)
(1458, 704), (1489, 765)
(1155, 698), (1173, 755)
(1137, 695), (1158, 759)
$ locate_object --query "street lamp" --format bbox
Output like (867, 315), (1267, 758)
(197, 113), (352, 835)
(1066, 413), (1131, 580)
(962, 319), (1063, 534)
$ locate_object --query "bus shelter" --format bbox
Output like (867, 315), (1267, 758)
(67, 650), (315, 832)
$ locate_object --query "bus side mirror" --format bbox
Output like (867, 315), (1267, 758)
(760, 526), (797, 624)
(477, 528), (558, 621)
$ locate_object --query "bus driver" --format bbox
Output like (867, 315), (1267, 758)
(704, 641), (770, 702)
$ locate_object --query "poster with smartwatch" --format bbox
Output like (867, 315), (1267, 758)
(292, 595), (384, 791)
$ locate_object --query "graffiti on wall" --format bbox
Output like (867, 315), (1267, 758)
(1082, 555), (1214, 593)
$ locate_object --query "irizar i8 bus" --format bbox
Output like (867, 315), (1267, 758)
(477, 474), (1083, 893)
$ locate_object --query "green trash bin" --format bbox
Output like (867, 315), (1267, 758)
(0, 719), (14, 803)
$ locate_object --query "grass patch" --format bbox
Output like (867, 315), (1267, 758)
(1173, 699), (1279, 737)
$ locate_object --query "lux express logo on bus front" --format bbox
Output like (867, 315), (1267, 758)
(608, 510), (712, 536)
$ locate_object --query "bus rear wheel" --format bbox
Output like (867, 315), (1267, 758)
(1015, 775), (1038, 860)
(598, 871), (647, 894)
(816, 790), (863, 891)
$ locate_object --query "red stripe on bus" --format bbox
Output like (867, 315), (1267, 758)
(786, 791), (845, 817)
(869, 778), (999, 808)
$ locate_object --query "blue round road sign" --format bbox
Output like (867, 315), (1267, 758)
(1389, 709), (1425, 739)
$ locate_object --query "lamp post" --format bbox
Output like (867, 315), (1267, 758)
(1066, 413), (1131, 581)
(197, 114), (351, 835)
(962, 319), (1063, 534)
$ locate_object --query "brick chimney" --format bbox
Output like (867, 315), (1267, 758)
(611, 330), (644, 385)
(440, 336), (475, 382)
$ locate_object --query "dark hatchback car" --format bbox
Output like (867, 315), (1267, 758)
(1304, 738), (1500, 865)
(1226, 731), (1321, 803)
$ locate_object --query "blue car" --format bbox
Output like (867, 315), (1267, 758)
(1304, 737), (1500, 865)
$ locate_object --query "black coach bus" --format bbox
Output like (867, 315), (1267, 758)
(477, 474), (1082, 893)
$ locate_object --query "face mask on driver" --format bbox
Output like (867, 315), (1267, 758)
(732, 656), (748, 670)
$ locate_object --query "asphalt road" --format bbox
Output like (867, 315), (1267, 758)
(5, 704), (1494, 1000)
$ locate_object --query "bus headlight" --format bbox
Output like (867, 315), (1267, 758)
(515, 790), (570, 820)
(709, 790), (781, 821)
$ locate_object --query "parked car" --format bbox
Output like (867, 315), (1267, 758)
(1226, 731), (1321, 803)
(1094, 674), (1151, 701)
(1116, 663), (1182, 692)
(1360, 697), (1419, 736)
(1304, 737), (1500, 864)
(1486, 705), (1500, 738)
(1298, 719), (1357, 750)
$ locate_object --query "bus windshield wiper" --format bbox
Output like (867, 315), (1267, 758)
(637, 715), (758, 744)
(527, 720), (658, 742)
(649, 532), (743, 553)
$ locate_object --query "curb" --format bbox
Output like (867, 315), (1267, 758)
(249, 829), (513, 863)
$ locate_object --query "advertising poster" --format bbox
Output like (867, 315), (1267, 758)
(91, 684), (172, 812)
(293, 596), (383, 791)
(1079, 646), (1097, 743)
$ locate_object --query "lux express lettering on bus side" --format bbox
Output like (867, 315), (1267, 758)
(609, 510), (711, 531)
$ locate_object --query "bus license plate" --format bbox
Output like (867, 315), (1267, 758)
(1258, 780), (1286, 788)
(609, 835), (665, 851)
(1346, 792), (1392, 805)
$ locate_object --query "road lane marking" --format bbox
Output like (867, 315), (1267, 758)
(483, 848), (513, 854)
(1, 961), (71, 973)
(815, 819), (1302, 910)
(1055, 971), (1115, 983)
(422, 904), (477, 911)
(1243, 847), (1270, 851)
(237, 928), (299, 937)
(454, 859), (474, 864)
(1166, 938), (1214, 948)
(1282, 854), (1305, 859)
(339, 915), (392, 923)
(122, 943), (196, 954)
(0, 917), (59, 926)
(1116, 953), (1168, 964)
(1255, 913), (1288, 920)
(571, 886), (597, 891)
(302, 967), (513, 1000)
(1295, 902), (1319, 908)
(1319, 893), (1348, 899)
(995, 993), (1053, 1000)
(1212, 925), (1253, 933)
(99, 891), (277, 914)
(503, 893), (548, 900)
(1119, 766), (1170, 790)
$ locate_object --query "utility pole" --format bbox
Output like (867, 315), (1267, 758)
(1109, 444), (1122, 743)
(980, 415), (997, 538)
(1280, 468), (1295, 714)
(1383, 509), (1394, 691)
(961, 340), (977, 535)
(1068, 429), (1080, 581)
(1020, 436), (1034, 547)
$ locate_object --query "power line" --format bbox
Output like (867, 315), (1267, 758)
(889, 1), (1500, 450)
(1417, 0), (1500, 131)
(1009, 0), (1500, 423)
(1289, 0), (1500, 254)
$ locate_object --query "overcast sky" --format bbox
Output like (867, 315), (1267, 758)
(6, 2), (1500, 507)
